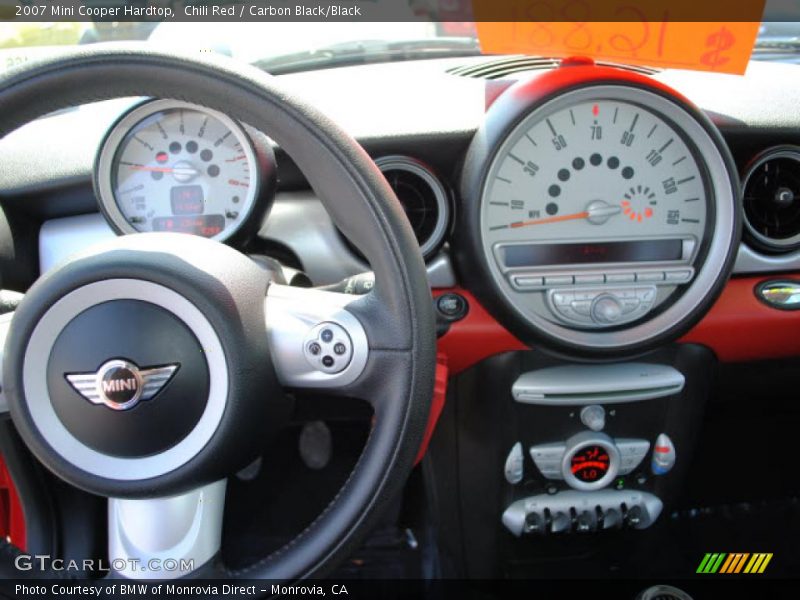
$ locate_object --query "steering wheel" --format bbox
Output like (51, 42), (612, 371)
(0, 47), (436, 583)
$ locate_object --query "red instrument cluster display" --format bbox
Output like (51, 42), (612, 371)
(152, 215), (225, 237)
(570, 445), (611, 483)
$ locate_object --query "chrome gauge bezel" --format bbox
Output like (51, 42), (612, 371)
(465, 79), (739, 355)
(95, 99), (261, 244)
(374, 155), (451, 259)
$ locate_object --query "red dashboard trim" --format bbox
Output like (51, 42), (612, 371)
(435, 276), (800, 373)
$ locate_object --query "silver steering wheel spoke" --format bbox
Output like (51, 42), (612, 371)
(0, 312), (13, 415)
(265, 283), (369, 392)
(108, 480), (226, 580)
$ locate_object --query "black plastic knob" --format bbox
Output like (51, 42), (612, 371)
(625, 504), (644, 528)
(550, 511), (571, 534)
(576, 510), (594, 533)
(524, 512), (544, 534)
(601, 507), (623, 530)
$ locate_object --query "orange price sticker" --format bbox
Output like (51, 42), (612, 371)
(472, 1), (765, 75)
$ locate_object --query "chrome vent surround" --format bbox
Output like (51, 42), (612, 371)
(446, 55), (659, 80)
(742, 146), (800, 252)
(375, 156), (450, 259)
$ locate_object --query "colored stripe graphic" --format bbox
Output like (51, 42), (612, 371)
(720, 553), (749, 573)
(697, 553), (727, 573)
(699, 552), (773, 574)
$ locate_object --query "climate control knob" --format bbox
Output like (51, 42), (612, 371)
(591, 294), (623, 324)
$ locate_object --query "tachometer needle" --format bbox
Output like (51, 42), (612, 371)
(127, 165), (199, 176)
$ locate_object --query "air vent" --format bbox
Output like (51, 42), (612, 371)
(375, 156), (450, 259)
(446, 55), (659, 80)
(742, 146), (800, 252)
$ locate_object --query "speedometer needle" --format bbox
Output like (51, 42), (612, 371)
(510, 202), (622, 228)
(510, 211), (589, 228)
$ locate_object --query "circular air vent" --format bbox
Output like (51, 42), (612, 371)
(375, 156), (450, 259)
(742, 146), (800, 252)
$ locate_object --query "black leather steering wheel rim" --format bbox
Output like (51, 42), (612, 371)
(0, 46), (436, 581)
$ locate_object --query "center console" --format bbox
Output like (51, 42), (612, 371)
(425, 344), (714, 578)
(501, 362), (682, 537)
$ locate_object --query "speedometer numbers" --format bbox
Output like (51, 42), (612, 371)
(97, 100), (273, 244)
(485, 99), (706, 249)
(466, 75), (739, 354)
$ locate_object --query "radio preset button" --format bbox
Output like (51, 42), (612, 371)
(605, 272), (636, 283)
(545, 275), (574, 286)
(512, 275), (545, 289)
(574, 274), (605, 285)
(664, 269), (693, 283)
(636, 271), (665, 283)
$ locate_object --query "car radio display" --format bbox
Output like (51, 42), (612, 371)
(503, 239), (683, 268)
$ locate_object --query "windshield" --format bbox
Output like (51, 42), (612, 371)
(1, 20), (799, 73)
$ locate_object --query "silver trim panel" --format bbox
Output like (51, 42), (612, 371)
(512, 363), (685, 405)
(108, 480), (225, 579)
(0, 312), (12, 414)
(502, 489), (663, 536)
(734, 242), (800, 274)
(22, 280), (228, 481)
(265, 284), (369, 388)
(38, 211), (458, 288)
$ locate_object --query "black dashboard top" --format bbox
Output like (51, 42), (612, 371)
(0, 56), (799, 198)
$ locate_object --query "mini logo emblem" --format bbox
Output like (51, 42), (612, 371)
(65, 360), (179, 411)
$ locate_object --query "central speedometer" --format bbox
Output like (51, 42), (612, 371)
(460, 68), (740, 356)
(484, 97), (707, 249)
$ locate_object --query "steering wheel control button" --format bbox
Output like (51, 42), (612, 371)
(504, 442), (524, 485)
(580, 405), (606, 432)
(501, 489), (664, 537)
(651, 433), (677, 475)
(304, 322), (353, 374)
(436, 293), (468, 321)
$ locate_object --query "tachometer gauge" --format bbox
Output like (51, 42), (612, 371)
(96, 99), (274, 243)
(460, 67), (740, 356)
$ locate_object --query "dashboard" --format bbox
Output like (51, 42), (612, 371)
(0, 55), (799, 362)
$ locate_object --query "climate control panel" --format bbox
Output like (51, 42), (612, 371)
(502, 489), (663, 537)
(529, 433), (651, 490)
